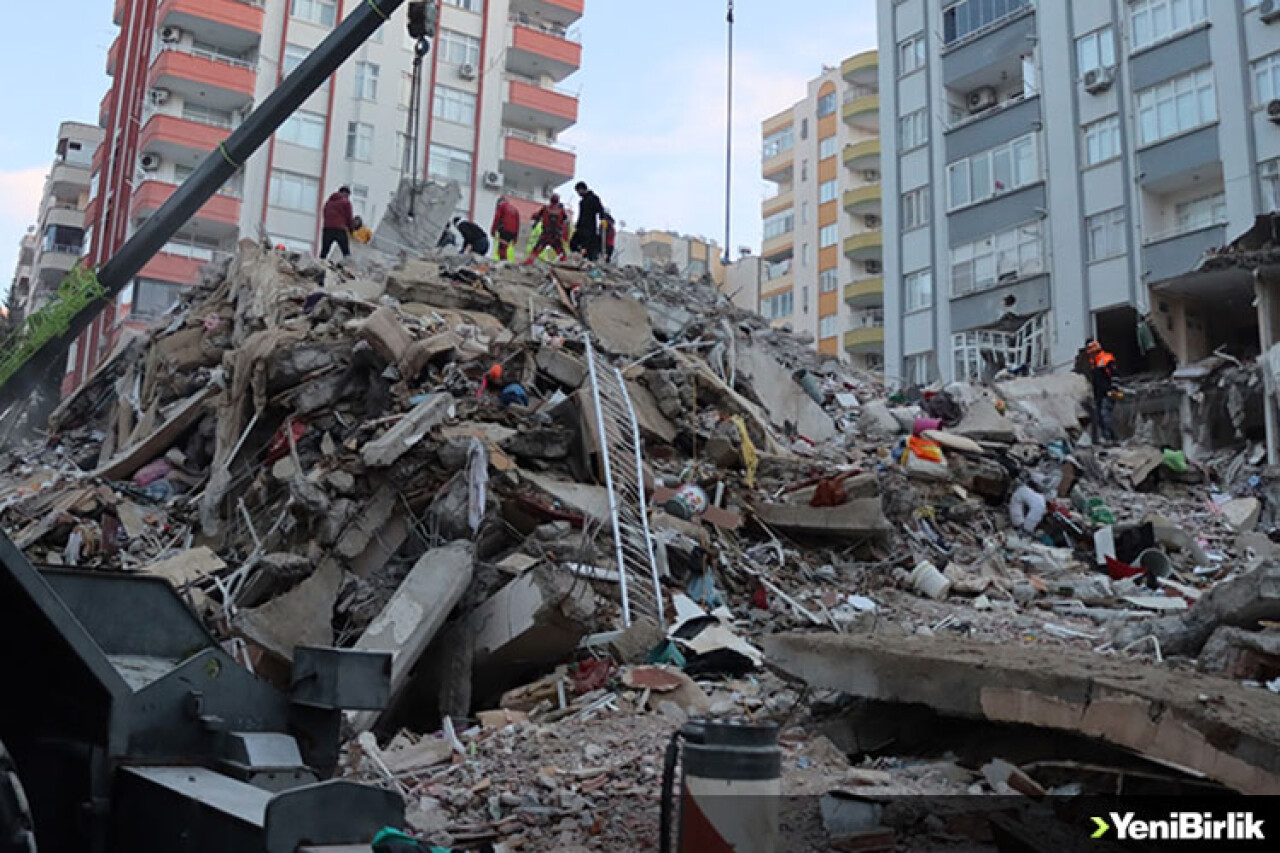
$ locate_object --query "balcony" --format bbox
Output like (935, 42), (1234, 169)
(844, 277), (884, 307)
(150, 43), (256, 111)
(1143, 223), (1228, 285)
(141, 242), (229, 285)
(843, 185), (881, 216)
(762, 189), (793, 218)
(844, 313), (885, 353)
(500, 130), (576, 188)
(762, 150), (794, 183)
(842, 138), (880, 172)
(503, 78), (579, 134)
(139, 113), (227, 168)
(107, 35), (121, 77)
(131, 179), (240, 235)
(49, 161), (92, 199)
(507, 19), (582, 82)
(510, 0), (584, 28)
(37, 244), (84, 274)
(41, 206), (85, 231)
(842, 91), (878, 132)
(761, 272), (793, 296)
(844, 231), (883, 260)
(841, 50), (878, 87)
(159, 0), (265, 52)
(762, 232), (794, 260)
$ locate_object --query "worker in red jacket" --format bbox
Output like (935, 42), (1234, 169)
(523, 194), (569, 265)
(600, 210), (617, 263)
(321, 187), (355, 260)
(491, 196), (521, 261)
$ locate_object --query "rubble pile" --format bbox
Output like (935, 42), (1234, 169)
(3, 240), (1280, 847)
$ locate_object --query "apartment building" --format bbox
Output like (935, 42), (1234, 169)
(880, 0), (1280, 386)
(613, 229), (724, 285)
(9, 233), (39, 322)
(69, 0), (583, 394)
(8, 122), (105, 322)
(757, 51), (882, 369)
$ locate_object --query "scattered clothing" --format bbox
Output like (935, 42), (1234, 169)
(1009, 484), (1047, 534)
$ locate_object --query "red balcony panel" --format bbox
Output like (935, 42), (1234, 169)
(508, 196), (543, 223)
(546, 0), (584, 16)
(503, 136), (575, 180)
(508, 79), (578, 124)
(159, 0), (265, 35)
(140, 114), (225, 154)
(83, 195), (101, 228)
(511, 25), (582, 69)
(91, 141), (107, 173)
(114, 0), (125, 25)
(107, 36), (121, 77)
(141, 252), (203, 285)
(131, 180), (240, 227)
(150, 49), (256, 100)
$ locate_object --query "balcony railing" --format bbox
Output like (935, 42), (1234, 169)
(1143, 213), (1229, 246)
(157, 41), (257, 71)
(160, 241), (230, 261)
(504, 72), (579, 99)
(501, 127), (575, 154)
(851, 309), (885, 328)
(843, 84), (877, 103)
(45, 244), (84, 256)
(507, 14), (582, 43)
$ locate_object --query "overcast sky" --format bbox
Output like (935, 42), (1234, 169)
(0, 0), (876, 293)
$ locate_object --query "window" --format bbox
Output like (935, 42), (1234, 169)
(951, 221), (1044, 296)
(902, 186), (930, 230)
(802, 244), (810, 265)
(943, 0), (1031, 46)
(1175, 192), (1226, 232)
(291, 0), (336, 27)
(433, 85), (476, 126)
(801, 160), (809, 182)
(182, 103), (234, 128)
(1253, 52), (1280, 106)
(946, 134), (1039, 210)
(801, 202), (810, 224)
(439, 30), (481, 66)
(269, 169), (320, 212)
(763, 126), (794, 159)
(1130, 0), (1208, 51)
(819, 315), (839, 338)
(1136, 68), (1216, 146)
(819, 179), (838, 203)
(899, 108), (929, 151)
(905, 269), (933, 312)
(802, 285), (810, 312)
(819, 136), (838, 159)
(1086, 208), (1127, 261)
(819, 224), (839, 248)
(283, 44), (310, 76)
(819, 269), (839, 293)
(346, 121), (374, 162)
(763, 209), (794, 240)
(1262, 158), (1280, 212)
(350, 184), (369, 219)
(354, 61), (379, 101)
(278, 111), (325, 149)
(1076, 27), (1115, 77)
(400, 73), (414, 109)
(133, 281), (185, 318)
(817, 92), (837, 117)
(800, 118), (809, 139)
(762, 290), (794, 319)
(764, 257), (792, 281)
(1083, 115), (1121, 165)
(428, 143), (472, 184)
(898, 34), (925, 75)
(444, 0), (483, 11)
(904, 354), (931, 386)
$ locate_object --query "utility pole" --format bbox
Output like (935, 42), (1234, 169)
(723, 1), (735, 266)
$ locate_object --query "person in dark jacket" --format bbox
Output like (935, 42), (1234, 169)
(321, 187), (355, 260)
(451, 216), (490, 255)
(491, 197), (521, 261)
(571, 181), (605, 261)
(1085, 339), (1118, 443)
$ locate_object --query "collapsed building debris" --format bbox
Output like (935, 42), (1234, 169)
(5, 236), (1280, 849)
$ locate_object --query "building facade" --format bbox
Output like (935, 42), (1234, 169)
(756, 51), (882, 369)
(880, 0), (1280, 386)
(69, 0), (582, 394)
(613, 229), (724, 285)
(9, 122), (105, 322)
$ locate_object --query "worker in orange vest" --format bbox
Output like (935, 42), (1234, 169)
(1085, 339), (1118, 443)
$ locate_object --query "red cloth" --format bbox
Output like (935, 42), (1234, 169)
(492, 199), (520, 235)
(322, 192), (354, 230)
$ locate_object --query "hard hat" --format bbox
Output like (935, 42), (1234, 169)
(487, 364), (503, 382)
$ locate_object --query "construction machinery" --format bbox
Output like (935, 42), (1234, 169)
(0, 2), (448, 851)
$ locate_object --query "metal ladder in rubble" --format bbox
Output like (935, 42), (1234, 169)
(583, 337), (665, 628)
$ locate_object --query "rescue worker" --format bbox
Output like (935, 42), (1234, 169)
(491, 196), (521, 261)
(570, 181), (605, 261)
(599, 209), (617, 263)
(453, 216), (490, 256)
(1085, 339), (1118, 443)
(320, 186), (355, 260)
(523, 194), (569, 265)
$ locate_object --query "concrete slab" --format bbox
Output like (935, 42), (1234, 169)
(360, 306), (413, 365)
(1221, 497), (1262, 533)
(535, 347), (588, 389)
(235, 559), (342, 664)
(521, 470), (611, 523)
(765, 632), (1280, 794)
(335, 487), (399, 561)
(362, 394), (454, 467)
(581, 293), (654, 357)
(954, 399), (1016, 443)
(735, 343), (836, 442)
(753, 499), (890, 538)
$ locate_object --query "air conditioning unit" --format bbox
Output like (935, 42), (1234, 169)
(1268, 99), (1280, 124)
(967, 86), (997, 114)
(148, 87), (171, 106)
(865, 259), (882, 275)
(864, 214), (881, 228)
(482, 170), (503, 189)
(139, 153), (161, 172)
(1083, 66), (1114, 95)
(457, 63), (477, 81)
(160, 26), (182, 43)
(1262, 0), (1280, 24)
(862, 169), (880, 182)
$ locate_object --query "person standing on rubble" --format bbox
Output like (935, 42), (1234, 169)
(491, 196), (521, 261)
(570, 181), (606, 261)
(600, 209), (617, 263)
(1085, 339), (1118, 443)
(320, 186), (356, 260)
(523, 194), (569, 265)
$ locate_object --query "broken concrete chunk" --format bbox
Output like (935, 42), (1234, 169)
(335, 487), (399, 561)
(754, 499), (890, 538)
(954, 399), (1015, 443)
(234, 559), (342, 664)
(856, 400), (902, 439)
(1221, 497), (1262, 533)
(399, 330), (462, 379)
(362, 394), (453, 467)
(360, 306), (414, 365)
(142, 546), (226, 587)
(535, 347), (588, 389)
(735, 342), (836, 442)
(1198, 625), (1280, 678)
(581, 293), (653, 357)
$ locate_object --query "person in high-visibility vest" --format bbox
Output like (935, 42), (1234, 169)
(1085, 339), (1118, 443)
(523, 194), (569, 265)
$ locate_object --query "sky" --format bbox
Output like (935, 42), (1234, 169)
(0, 0), (877, 292)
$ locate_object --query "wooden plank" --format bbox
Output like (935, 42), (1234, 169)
(94, 386), (218, 481)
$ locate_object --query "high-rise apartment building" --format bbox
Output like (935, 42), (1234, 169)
(9, 122), (105, 321)
(756, 51), (882, 369)
(69, 0), (582, 394)
(880, 0), (1280, 386)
